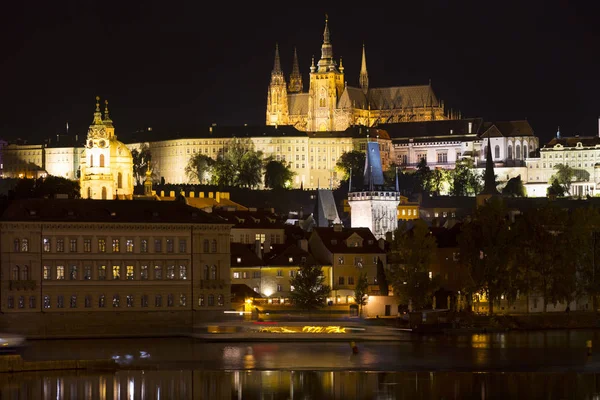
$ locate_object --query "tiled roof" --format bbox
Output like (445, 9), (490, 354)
(312, 227), (383, 254)
(337, 86), (368, 109)
(211, 208), (286, 229)
(158, 196), (248, 211)
(264, 243), (315, 266)
(230, 243), (265, 267)
(201, 125), (307, 139)
(368, 85), (440, 110)
(307, 126), (390, 140)
(1, 198), (228, 224)
(543, 136), (600, 149)
(377, 118), (484, 139)
(288, 93), (309, 115)
(481, 120), (534, 137)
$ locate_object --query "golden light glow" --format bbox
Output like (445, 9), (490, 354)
(256, 325), (347, 334)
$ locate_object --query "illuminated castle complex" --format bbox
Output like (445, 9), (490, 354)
(266, 16), (453, 132)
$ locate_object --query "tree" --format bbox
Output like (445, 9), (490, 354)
(210, 138), (264, 188)
(430, 168), (448, 196)
(457, 197), (515, 315)
(353, 271), (369, 317)
(131, 144), (152, 186)
(289, 262), (331, 312)
(547, 179), (565, 197)
(376, 257), (389, 296)
(413, 158), (432, 195)
(335, 150), (365, 187)
(185, 153), (215, 184)
(264, 159), (295, 189)
(502, 175), (526, 197)
(389, 219), (440, 310)
(448, 158), (482, 196)
(549, 164), (575, 196)
(13, 175), (80, 199)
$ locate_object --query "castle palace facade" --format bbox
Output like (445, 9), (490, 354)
(266, 17), (453, 132)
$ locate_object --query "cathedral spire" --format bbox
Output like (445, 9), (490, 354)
(317, 14), (335, 71)
(92, 96), (103, 125)
(288, 47), (303, 93)
(359, 42), (369, 94)
(273, 43), (282, 73)
(481, 137), (499, 195)
(395, 166), (399, 193)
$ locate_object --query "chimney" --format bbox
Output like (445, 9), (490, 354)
(468, 122), (473, 134)
(255, 239), (262, 260)
(379, 238), (386, 250)
(297, 238), (308, 252)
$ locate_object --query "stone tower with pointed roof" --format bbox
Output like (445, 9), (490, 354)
(266, 15), (453, 131)
(266, 43), (289, 125)
(80, 97), (134, 200)
(347, 141), (400, 240)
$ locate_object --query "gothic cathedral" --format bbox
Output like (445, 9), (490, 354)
(80, 97), (134, 200)
(266, 16), (452, 132)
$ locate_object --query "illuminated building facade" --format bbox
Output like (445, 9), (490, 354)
(79, 97), (134, 200)
(266, 17), (451, 132)
(308, 226), (386, 304)
(0, 198), (232, 337)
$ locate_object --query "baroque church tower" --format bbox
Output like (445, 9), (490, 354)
(266, 43), (289, 125)
(80, 97), (134, 200)
(307, 15), (345, 132)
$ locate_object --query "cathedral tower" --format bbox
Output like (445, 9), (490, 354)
(80, 96), (134, 200)
(307, 15), (345, 132)
(288, 47), (303, 93)
(359, 43), (369, 94)
(266, 43), (289, 126)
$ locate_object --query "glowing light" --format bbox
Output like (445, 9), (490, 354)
(245, 299), (253, 304)
(263, 288), (273, 297)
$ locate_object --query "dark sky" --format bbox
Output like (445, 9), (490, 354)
(2, 1), (599, 145)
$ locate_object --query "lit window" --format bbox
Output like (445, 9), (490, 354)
(277, 284), (282, 292)
(56, 265), (65, 280)
(69, 265), (78, 280)
(84, 266), (92, 280)
(43, 265), (51, 280)
(69, 239), (77, 252)
(179, 265), (187, 280)
(21, 239), (29, 252)
(112, 265), (121, 280)
(179, 294), (186, 307)
(43, 295), (51, 309)
(98, 265), (106, 280)
(233, 272), (240, 279)
(167, 265), (175, 279)
(113, 294), (120, 307)
(112, 239), (120, 252)
(198, 295), (204, 306)
(154, 265), (163, 280)
(140, 239), (148, 253)
(56, 239), (65, 252)
(43, 238), (51, 252)
(126, 239), (134, 253)
(98, 239), (106, 252)
(237, 257), (242, 263)
(140, 265), (148, 280)
(166, 239), (174, 253)
(217, 294), (224, 306)
(127, 265), (134, 280)
(127, 295), (134, 307)
(288, 257), (293, 263)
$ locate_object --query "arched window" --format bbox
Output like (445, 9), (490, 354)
(494, 145), (500, 159)
(516, 144), (521, 159)
(319, 88), (326, 108)
(210, 265), (217, 280)
(100, 154), (105, 168)
(87, 187), (92, 199)
(22, 265), (29, 280)
(208, 294), (215, 306)
(90, 154), (94, 168)
(12, 265), (19, 280)
(203, 239), (209, 253)
(217, 294), (224, 306)
(101, 187), (107, 200)
(507, 145), (513, 160)
(118, 172), (123, 189)
(211, 239), (217, 253)
(524, 144), (528, 159)
(203, 265), (209, 280)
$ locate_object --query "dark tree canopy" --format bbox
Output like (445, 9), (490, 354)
(289, 262), (331, 312)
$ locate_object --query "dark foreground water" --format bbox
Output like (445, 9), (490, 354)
(5, 329), (600, 399)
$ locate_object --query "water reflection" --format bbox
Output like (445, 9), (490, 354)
(3, 370), (600, 399)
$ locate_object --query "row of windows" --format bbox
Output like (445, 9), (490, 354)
(13, 237), (219, 254)
(232, 269), (298, 279)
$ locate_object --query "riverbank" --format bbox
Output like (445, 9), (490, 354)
(0, 354), (117, 373)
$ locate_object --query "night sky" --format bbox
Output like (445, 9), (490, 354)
(2, 1), (599, 145)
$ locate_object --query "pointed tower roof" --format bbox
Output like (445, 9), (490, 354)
(288, 47), (303, 93)
(92, 96), (103, 125)
(103, 99), (113, 127)
(359, 42), (369, 93)
(363, 141), (385, 189)
(317, 14), (336, 71)
(481, 137), (499, 195)
(395, 166), (400, 193)
(273, 43), (282, 73)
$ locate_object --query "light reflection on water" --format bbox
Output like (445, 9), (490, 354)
(2, 370), (600, 399)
